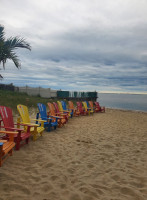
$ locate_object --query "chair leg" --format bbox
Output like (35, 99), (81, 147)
(0, 145), (3, 167)
(47, 126), (51, 132)
(15, 137), (20, 150)
(9, 149), (13, 156)
(15, 142), (20, 151)
(33, 132), (37, 141)
(0, 160), (2, 167)
(26, 137), (29, 144)
(33, 127), (38, 141)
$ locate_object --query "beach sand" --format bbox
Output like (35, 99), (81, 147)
(0, 108), (147, 200)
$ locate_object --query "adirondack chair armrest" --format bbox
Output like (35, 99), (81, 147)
(21, 123), (39, 127)
(63, 110), (70, 113)
(43, 117), (53, 122)
(0, 140), (7, 143)
(3, 126), (23, 132)
(0, 131), (18, 135)
(31, 119), (46, 122)
(57, 113), (67, 116)
(49, 115), (63, 119)
(0, 131), (18, 141)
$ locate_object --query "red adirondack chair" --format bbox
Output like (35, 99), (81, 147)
(76, 102), (88, 115)
(94, 102), (105, 113)
(0, 106), (31, 150)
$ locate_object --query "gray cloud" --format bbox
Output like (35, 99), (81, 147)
(0, 0), (147, 93)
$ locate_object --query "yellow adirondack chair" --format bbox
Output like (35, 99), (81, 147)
(82, 102), (93, 115)
(17, 104), (45, 141)
(57, 101), (71, 118)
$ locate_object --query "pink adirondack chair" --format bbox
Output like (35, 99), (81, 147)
(94, 102), (105, 113)
(0, 106), (32, 150)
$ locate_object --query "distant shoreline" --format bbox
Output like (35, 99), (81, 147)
(99, 92), (147, 95)
(106, 107), (147, 114)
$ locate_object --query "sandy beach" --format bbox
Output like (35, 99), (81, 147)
(0, 108), (147, 200)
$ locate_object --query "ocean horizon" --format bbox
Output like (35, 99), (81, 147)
(98, 93), (147, 112)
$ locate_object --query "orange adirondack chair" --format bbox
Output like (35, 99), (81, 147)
(47, 102), (66, 127)
(53, 102), (69, 122)
(94, 102), (105, 113)
(68, 101), (80, 116)
(88, 101), (95, 113)
(0, 130), (17, 167)
(0, 106), (31, 150)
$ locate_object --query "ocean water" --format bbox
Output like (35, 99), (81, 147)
(98, 93), (147, 112)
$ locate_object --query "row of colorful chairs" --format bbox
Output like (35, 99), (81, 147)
(0, 100), (105, 166)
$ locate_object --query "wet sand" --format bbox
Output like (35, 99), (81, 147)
(0, 108), (147, 200)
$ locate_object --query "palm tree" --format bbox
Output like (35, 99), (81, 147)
(0, 25), (31, 78)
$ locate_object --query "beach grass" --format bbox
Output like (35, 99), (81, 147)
(0, 89), (59, 112)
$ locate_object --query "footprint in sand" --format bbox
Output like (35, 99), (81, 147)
(87, 164), (95, 169)
(120, 187), (143, 199)
(69, 193), (82, 200)
(41, 183), (53, 192)
(50, 175), (59, 181)
(79, 187), (98, 198)
(2, 183), (31, 195)
(45, 162), (54, 168)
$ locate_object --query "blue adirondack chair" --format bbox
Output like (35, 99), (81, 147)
(61, 101), (73, 118)
(85, 101), (94, 114)
(37, 103), (58, 131)
(85, 101), (90, 108)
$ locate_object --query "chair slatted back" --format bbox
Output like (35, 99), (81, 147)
(0, 106), (14, 130)
(89, 101), (94, 112)
(57, 101), (63, 112)
(17, 104), (31, 124)
(89, 101), (94, 108)
(47, 103), (56, 116)
(37, 103), (47, 120)
(68, 101), (74, 110)
(61, 101), (67, 110)
(76, 102), (83, 113)
(82, 102), (88, 112)
(53, 102), (60, 113)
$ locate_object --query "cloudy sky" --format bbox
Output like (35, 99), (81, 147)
(0, 0), (147, 93)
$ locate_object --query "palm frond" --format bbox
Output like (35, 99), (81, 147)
(6, 37), (31, 51)
(0, 25), (31, 74)
(0, 25), (5, 41)
(9, 51), (21, 69)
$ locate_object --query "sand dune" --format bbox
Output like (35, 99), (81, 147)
(0, 109), (147, 200)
